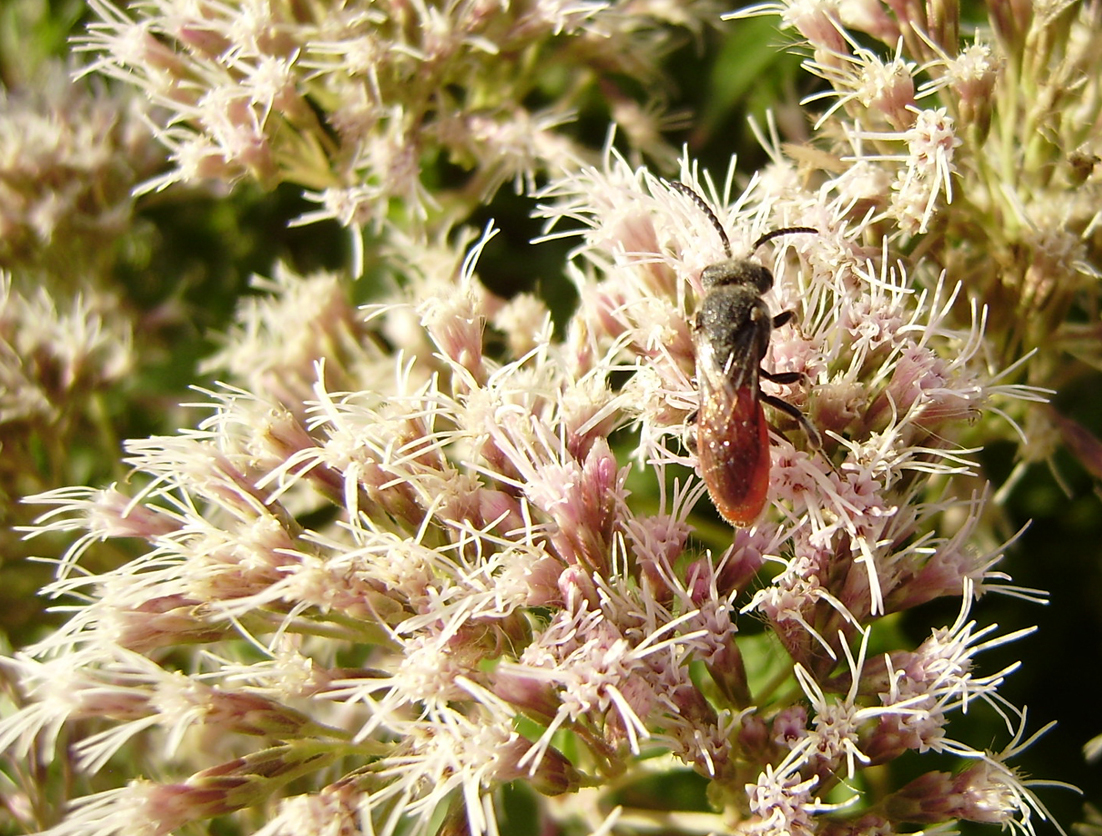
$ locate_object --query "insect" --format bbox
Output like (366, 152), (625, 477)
(670, 181), (820, 526)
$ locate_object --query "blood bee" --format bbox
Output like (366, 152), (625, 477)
(670, 181), (819, 526)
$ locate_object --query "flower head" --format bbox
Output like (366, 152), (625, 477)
(3, 4), (1081, 836)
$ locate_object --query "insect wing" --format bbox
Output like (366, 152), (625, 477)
(695, 348), (771, 526)
(723, 307), (771, 389)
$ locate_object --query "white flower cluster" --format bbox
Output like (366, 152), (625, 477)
(4, 2), (1092, 836)
(76, 0), (719, 250)
(2, 143), (1056, 836)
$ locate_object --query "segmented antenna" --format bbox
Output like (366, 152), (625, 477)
(668, 180), (816, 255)
(668, 180), (732, 259)
(752, 226), (817, 250)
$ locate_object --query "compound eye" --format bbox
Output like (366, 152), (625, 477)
(749, 264), (773, 294)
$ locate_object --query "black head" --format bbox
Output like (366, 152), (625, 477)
(700, 258), (774, 293)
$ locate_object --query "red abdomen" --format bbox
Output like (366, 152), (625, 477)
(697, 387), (771, 526)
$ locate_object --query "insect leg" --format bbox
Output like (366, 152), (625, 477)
(683, 408), (699, 454)
(760, 369), (804, 385)
(761, 391), (821, 449)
